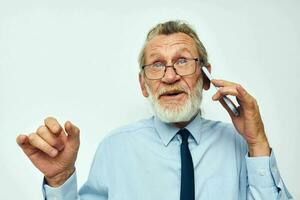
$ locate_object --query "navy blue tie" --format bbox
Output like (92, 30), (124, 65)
(178, 128), (195, 200)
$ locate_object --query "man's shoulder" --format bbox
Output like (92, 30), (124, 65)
(201, 117), (236, 133)
(100, 116), (155, 144)
(201, 118), (245, 141)
(200, 117), (248, 153)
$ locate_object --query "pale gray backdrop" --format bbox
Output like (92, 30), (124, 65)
(0, 0), (299, 199)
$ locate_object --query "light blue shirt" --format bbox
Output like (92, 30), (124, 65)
(43, 114), (293, 199)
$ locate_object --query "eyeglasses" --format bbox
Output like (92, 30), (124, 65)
(141, 58), (200, 80)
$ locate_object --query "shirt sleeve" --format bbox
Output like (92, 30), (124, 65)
(42, 141), (109, 200)
(246, 149), (293, 200)
(42, 171), (79, 200)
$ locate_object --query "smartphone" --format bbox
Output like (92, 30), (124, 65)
(201, 67), (239, 117)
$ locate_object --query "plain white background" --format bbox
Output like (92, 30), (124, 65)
(0, 0), (299, 199)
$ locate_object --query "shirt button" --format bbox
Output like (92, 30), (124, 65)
(259, 169), (266, 176)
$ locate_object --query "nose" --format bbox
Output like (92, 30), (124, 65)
(161, 66), (181, 84)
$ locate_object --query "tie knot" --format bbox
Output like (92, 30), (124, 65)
(178, 128), (190, 143)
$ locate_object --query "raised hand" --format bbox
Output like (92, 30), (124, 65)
(211, 79), (270, 157)
(16, 117), (80, 187)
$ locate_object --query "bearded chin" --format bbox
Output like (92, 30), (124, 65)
(146, 79), (203, 123)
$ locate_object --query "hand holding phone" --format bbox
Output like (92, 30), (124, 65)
(201, 67), (239, 117)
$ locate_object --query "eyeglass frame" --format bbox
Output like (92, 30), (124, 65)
(141, 57), (203, 80)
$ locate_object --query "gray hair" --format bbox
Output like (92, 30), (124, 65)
(138, 20), (208, 70)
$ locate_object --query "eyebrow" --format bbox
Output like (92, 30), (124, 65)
(148, 46), (193, 59)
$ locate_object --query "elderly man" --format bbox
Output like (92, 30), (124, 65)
(17, 20), (292, 200)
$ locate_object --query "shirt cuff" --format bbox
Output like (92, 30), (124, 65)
(42, 170), (78, 200)
(246, 149), (277, 188)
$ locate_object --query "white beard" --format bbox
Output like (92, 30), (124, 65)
(145, 79), (203, 123)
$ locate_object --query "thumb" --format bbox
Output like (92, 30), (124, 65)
(16, 134), (38, 157)
(64, 121), (80, 142)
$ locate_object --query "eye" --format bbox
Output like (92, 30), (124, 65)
(152, 62), (164, 68)
(176, 58), (188, 65)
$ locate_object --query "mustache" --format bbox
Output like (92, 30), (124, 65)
(156, 84), (189, 97)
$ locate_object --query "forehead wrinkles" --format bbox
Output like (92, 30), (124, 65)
(145, 34), (197, 58)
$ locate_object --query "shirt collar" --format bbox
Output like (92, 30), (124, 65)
(154, 112), (203, 146)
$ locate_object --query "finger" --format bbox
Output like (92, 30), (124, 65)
(44, 117), (63, 135)
(219, 98), (239, 119)
(211, 79), (236, 87)
(212, 86), (239, 101)
(236, 85), (257, 110)
(28, 133), (58, 157)
(65, 121), (80, 140)
(36, 126), (65, 151)
(16, 134), (28, 146)
(16, 134), (39, 157)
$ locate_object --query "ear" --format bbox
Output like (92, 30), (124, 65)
(139, 73), (149, 97)
(202, 63), (212, 91)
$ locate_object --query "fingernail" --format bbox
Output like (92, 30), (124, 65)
(53, 125), (61, 133)
(238, 85), (246, 94)
(51, 149), (58, 157)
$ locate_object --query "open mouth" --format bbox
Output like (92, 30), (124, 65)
(159, 90), (186, 98)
